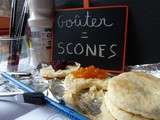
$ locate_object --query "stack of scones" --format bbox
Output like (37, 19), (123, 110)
(100, 72), (160, 120)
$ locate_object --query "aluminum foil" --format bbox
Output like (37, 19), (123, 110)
(128, 62), (160, 78)
(0, 70), (49, 97)
(0, 76), (24, 96)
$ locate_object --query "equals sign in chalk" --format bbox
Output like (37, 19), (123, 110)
(81, 32), (88, 39)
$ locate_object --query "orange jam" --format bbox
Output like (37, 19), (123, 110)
(72, 66), (108, 79)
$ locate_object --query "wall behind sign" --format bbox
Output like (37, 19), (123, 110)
(0, 0), (10, 35)
(0, 0), (10, 17)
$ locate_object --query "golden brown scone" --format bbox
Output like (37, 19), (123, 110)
(63, 66), (111, 119)
(63, 74), (109, 119)
(108, 72), (160, 120)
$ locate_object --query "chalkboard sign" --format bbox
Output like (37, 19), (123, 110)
(54, 5), (128, 73)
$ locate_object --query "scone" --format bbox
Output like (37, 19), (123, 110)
(108, 72), (160, 120)
(63, 66), (111, 116)
(105, 93), (149, 120)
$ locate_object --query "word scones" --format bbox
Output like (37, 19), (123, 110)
(58, 42), (117, 59)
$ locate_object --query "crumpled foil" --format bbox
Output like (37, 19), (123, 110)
(128, 63), (160, 78)
(0, 70), (49, 97)
(0, 80), (23, 95)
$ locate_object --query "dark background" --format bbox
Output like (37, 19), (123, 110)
(55, 0), (160, 66)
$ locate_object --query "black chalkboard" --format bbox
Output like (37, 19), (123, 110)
(54, 6), (128, 73)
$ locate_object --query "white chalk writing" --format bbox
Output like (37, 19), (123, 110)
(57, 42), (117, 59)
(57, 11), (114, 29)
(108, 44), (117, 59)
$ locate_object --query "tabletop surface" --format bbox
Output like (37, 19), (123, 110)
(0, 97), (70, 120)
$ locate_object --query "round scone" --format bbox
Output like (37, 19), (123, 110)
(108, 72), (160, 120)
(105, 93), (150, 120)
(63, 66), (111, 118)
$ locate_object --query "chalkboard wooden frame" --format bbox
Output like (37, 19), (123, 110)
(53, 4), (128, 73)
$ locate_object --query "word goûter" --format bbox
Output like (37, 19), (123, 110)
(57, 11), (114, 29)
